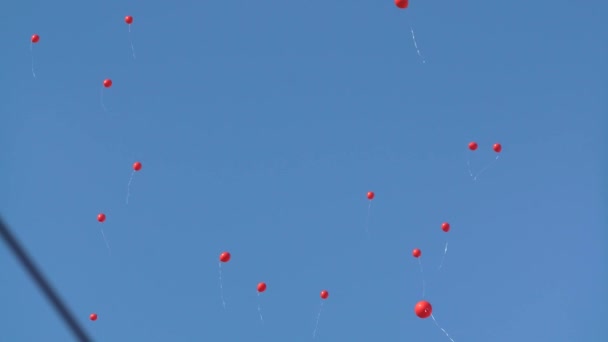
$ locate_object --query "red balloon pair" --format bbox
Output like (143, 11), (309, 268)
(220, 252), (268, 293)
(469, 141), (502, 153)
(32, 15), (132, 46)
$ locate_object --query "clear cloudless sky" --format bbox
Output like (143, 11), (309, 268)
(1, 0), (606, 341)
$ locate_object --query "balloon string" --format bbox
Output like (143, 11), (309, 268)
(431, 314), (455, 342)
(218, 262), (226, 310)
(312, 301), (324, 339)
(410, 25), (426, 64)
(99, 228), (111, 256)
(126, 171), (135, 204)
(100, 88), (107, 112)
(365, 201), (372, 234)
(257, 292), (264, 323)
(438, 242), (448, 270)
(473, 155), (499, 180)
(30, 43), (36, 79)
(128, 26), (136, 60)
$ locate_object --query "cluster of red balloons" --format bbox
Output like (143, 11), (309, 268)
(364, 114), (499, 320)
(411, 221), (452, 318)
(219, 251), (329, 299)
(368, 188), (445, 320)
(31, 3), (494, 331)
(30, 15), (135, 92)
(92, 160), (142, 320)
(368, 186), (447, 321)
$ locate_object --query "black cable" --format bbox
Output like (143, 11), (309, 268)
(0, 215), (93, 342)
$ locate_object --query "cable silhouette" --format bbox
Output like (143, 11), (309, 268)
(0, 215), (93, 342)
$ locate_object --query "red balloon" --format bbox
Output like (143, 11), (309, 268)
(493, 143), (502, 153)
(414, 300), (432, 319)
(89, 313), (98, 321)
(320, 290), (329, 299)
(31, 34), (40, 43)
(412, 248), (421, 258)
(441, 222), (450, 232)
(367, 191), (375, 200)
(468, 141), (478, 151)
(103, 79), (112, 88)
(395, 0), (409, 9)
(97, 213), (106, 223)
(219, 251), (231, 263)
(257, 282), (267, 293)
(125, 15), (133, 25)
(133, 161), (142, 171)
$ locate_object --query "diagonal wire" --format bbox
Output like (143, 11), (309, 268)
(0, 215), (93, 342)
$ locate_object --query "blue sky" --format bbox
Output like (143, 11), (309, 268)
(1, 0), (606, 341)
